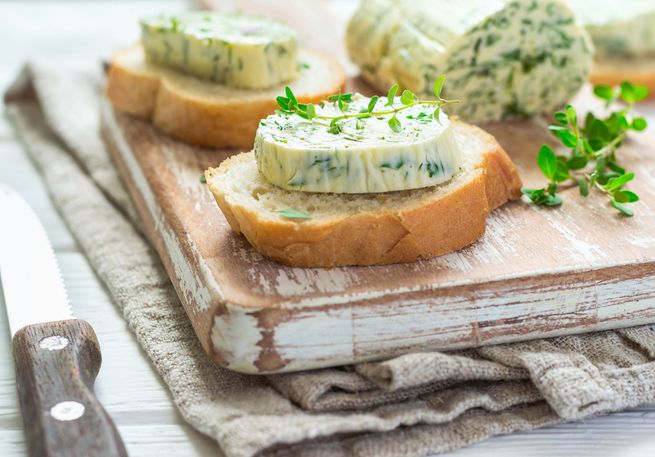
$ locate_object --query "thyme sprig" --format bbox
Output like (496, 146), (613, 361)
(523, 81), (649, 217)
(275, 76), (460, 134)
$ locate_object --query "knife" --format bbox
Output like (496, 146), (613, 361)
(0, 184), (128, 457)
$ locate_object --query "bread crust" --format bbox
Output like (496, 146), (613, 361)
(206, 125), (523, 267)
(105, 46), (347, 149)
(590, 59), (655, 99)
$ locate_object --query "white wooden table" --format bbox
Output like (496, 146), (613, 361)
(1, 1), (655, 456)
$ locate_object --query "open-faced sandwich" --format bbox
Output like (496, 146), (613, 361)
(106, 12), (346, 148)
(205, 81), (523, 267)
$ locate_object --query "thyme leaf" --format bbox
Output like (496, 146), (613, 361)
(523, 81), (648, 217)
(277, 209), (312, 220)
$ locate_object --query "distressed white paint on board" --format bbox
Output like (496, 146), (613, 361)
(102, 101), (220, 311)
(273, 267), (357, 297)
(541, 211), (607, 264)
(211, 305), (262, 372)
(207, 270), (655, 373)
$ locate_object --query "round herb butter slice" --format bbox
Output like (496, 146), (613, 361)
(346, 0), (594, 123)
(255, 95), (461, 194)
(141, 12), (298, 89)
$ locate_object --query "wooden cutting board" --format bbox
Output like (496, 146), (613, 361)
(100, 84), (655, 374)
(100, 0), (655, 374)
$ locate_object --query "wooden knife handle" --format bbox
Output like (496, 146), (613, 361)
(12, 319), (128, 457)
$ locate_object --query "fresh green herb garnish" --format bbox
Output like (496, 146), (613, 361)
(327, 92), (354, 109)
(275, 75), (459, 134)
(277, 209), (312, 220)
(523, 81), (649, 217)
(199, 174), (207, 184)
(170, 17), (181, 32)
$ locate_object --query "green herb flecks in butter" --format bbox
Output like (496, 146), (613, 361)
(255, 94), (461, 194)
(141, 12), (298, 89)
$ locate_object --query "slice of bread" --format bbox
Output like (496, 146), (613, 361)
(205, 122), (523, 267)
(105, 45), (346, 149)
(590, 59), (655, 98)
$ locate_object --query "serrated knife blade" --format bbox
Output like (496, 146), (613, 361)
(0, 184), (73, 336)
(0, 183), (127, 457)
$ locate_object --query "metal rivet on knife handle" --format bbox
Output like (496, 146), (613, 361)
(50, 401), (86, 422)
(39, 335), (70, 351)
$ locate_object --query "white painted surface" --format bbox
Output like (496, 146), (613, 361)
(2, 1), (655, 456)
(101, 98), (220, 312)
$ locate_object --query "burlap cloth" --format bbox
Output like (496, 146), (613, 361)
(5, 63), (655, 457)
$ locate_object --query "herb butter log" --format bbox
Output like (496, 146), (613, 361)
(106, 12), (346, 149)
(566, 0), (655, 97)
(205, 90), (522, 267)
(346, 0), (594, 123)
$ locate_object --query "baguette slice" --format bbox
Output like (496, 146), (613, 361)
(105, 45), (346, 149)
(206, 122), (523, 267)
(590, 59), (655, 98)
